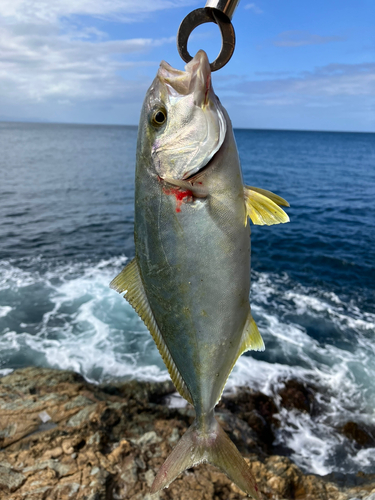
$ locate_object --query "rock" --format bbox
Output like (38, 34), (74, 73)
(341, 422), (375, 447)
(0, 465), (26, 492)
(0, 367), (374, 500)
(42, 446), (63, 459)
(131, 431), (162, 447)
(278, 379), (315, 414)
(218, 388), (278, 453)
(0, 367), (93, 448)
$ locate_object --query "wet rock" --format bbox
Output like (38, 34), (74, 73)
(101, 379), (175, 404)
(218, 388), (278, 453)
(278, 379), (316, 414)
(216, 410), (263, 456)
(0, 367), (374, 500)
(341, 421), (375, 447)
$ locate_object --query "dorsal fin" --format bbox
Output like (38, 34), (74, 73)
(110, 259), (193, 405)
(215, 310), (264, 405)
(243, 186), (290, 226)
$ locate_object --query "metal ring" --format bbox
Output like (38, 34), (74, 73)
(177, 8), (235, 72)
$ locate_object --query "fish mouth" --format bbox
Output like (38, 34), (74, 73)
(153, 50), (227, 182)
(158, 50), (211, 104)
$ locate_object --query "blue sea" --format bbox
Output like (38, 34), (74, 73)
(1, 121), (374, 477)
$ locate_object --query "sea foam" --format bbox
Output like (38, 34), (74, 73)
(0, 257), (374, 475)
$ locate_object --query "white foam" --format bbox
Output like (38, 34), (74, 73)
(165, 393), (188, 408)
(0, 256), (169, 383)
(0, 306), (12, 318)
(1, 259), (374, 474)
(227, 272), (375, 474)
(0, 368), (13, 377)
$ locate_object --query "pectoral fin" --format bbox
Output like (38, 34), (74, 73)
(246, 186), (289, 207)
(244, 186), (290, 226)
(110, 259), (193, 405)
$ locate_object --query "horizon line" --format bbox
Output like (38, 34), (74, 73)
(0, 119), (374, 135)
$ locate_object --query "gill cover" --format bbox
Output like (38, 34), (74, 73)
(151, 50), (226, 180)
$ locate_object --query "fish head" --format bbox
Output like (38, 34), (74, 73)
(139, 50), (226, 180)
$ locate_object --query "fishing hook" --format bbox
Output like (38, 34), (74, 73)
(177, 0), (240, 71)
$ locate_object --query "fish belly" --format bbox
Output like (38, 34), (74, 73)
(135, 158), (250, 415)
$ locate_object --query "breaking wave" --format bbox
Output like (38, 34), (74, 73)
(1, 256), (374, 475)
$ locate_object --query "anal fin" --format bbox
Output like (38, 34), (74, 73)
(110, 259), (193, 405)
(238, 311), (265, 353)
(215, 310), (264, 405)
(244, 185), (290, 226)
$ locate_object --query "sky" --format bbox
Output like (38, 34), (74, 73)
(0, 0), (374, 132)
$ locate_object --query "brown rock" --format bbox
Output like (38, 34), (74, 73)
(218, 388), (279, 453)
(0, 367), (374, 500)
(341, 421), (375, 447)
(278, 379), (315, 414)
(0, 465), (26, 493)
(42, 446), (63, 459)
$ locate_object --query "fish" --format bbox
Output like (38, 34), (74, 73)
(110, 50), (289, 498)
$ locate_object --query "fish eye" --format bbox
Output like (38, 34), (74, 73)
(152, 109), (167, 126)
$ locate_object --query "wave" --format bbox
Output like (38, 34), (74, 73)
(0, 256), (374, 475)
(0, 256), (169, 383)
(0, 306), (12, 318)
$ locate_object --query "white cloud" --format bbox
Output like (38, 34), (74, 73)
(273, 30), (345, 48)
(221, 63), (375, 99)
(0, 23), (175, 103)
(0, 0), (193, 119)
(0, 0), (372, 132)
(244, 3), (263, 14)
(0, 0), (196, 24)
(216, 64), (375, 131)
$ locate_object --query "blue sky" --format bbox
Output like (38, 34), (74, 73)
(0, 0), (374, 131)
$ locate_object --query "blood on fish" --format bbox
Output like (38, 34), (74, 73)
(162, 186), (193, 213)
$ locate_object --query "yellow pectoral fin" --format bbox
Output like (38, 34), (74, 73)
(244, 186), (290, 226)
(245, 185), (290, 207)
(110, 259), (193, 405)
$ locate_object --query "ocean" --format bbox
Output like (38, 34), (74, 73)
(1, 121), (374, 477)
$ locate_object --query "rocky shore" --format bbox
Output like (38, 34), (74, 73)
(0, 367), (374, 500)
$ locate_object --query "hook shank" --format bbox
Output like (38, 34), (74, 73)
(204, 0), (240, 21)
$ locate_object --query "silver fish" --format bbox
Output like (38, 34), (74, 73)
(110, 50), (289, 498)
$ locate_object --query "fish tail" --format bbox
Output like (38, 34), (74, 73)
(150, 416), (260, 499)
